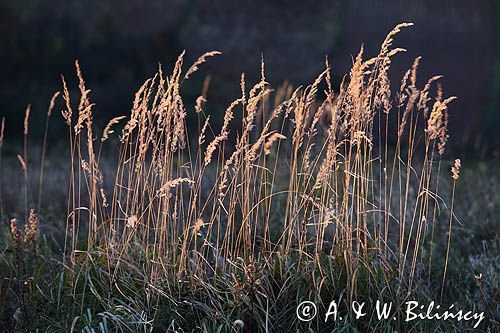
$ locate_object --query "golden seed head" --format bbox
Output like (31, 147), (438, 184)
(193, 218), (205, 233)
(24, 208), (38, 245)
(126, 215), (138, 229)
(264, 133), (286, 156)
(451, 159), (461, 180)
(10, 218), (21, 249)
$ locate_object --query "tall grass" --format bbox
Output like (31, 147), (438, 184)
(3, 23), (467, 331)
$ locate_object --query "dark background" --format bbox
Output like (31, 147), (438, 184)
(0, 0), (498, 156)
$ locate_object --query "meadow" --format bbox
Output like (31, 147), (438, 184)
(0, 23), (498, 332)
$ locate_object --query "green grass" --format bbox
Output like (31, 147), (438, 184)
(1, 163), (498, 332)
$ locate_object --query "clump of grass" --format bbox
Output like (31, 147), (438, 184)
(2, 23), (491, 332)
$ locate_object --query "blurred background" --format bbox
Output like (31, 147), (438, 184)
(0, 0), (498, 157)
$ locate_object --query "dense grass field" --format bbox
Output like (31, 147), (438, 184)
(0, 24), (498, 332)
